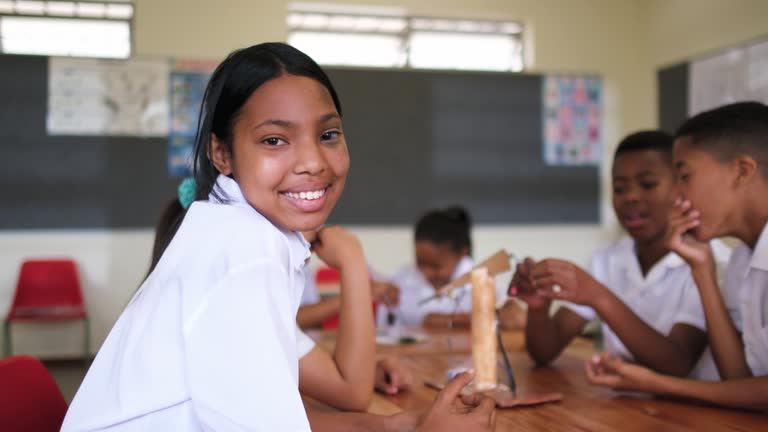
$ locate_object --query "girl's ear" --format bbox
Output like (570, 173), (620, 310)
(209, 134), (233, 175)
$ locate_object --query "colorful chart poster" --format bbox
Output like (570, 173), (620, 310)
(542, 75), (602, 166)
(167, 59), (218, 177)
(47, 57), (169, 136)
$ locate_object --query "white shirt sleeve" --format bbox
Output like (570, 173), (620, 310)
(669, 275), (707, 330)
(300, 266), (320, 306)
(184, 261), (311, 432)
(296, 327), (316, 358)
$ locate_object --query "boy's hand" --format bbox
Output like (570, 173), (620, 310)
(375, 356), (413, 395)
(509, 258), (551, 310)
(585, 353), (661, 394)
(529, 259), (604, 306)
(312, 226), (364, 270)
(665, 198), (714, 269)
(372, 281), (400, 306)
(412, 370), (497, 432)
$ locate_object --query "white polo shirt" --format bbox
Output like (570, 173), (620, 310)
(565, 237), (731, 380)
(722, 222), (768, 377)
(62, 175), (312, 432)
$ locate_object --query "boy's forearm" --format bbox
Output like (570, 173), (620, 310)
(525, 307), (569, 365)
(690, 265), (751, 379)
(592, 291), (698, 376)
(655, 374), (768, 413)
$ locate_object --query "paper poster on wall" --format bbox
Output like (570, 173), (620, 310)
(168, 60), (215, 177)
(542, 75), (601, 166)
(47, 58), (170, 136)
(690, 38), (768, 116)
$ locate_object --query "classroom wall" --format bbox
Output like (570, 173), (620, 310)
(1, 0), (762, 357)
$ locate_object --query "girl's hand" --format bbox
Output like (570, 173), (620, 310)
(665, 198), (714, 269)
(509, 258), (551, 310)
(585, 353), (661, 394)
(312, 226), (364, 270)
(530, 259), (604, 306)
(412, 370), (497, 432)
(375, 356), (413, 395)
(372, 281), (400, 306)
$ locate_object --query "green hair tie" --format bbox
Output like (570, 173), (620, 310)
(178, 177), (196, 209)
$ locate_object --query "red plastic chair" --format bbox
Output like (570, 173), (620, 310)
(3, 259), (90, 360)
(316, 267), (378, 330)
(0, 355), (68, 432)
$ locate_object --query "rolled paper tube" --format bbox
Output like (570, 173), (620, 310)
(471, 267), (497, 390)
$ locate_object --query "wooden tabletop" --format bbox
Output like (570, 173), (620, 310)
(306, 328), (767, 431)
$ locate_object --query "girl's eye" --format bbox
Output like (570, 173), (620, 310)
(263, 137), (286, 146)
(321, 130), (341, 141)
(640, 182), (658, 190)
(613, 187), (624, 194)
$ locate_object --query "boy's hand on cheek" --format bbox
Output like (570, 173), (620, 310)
(530, 259), (604, 306)
(312, 226), (365, 270)
(665, 198), (714, 269)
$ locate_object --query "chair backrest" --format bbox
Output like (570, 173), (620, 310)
(11, 259), (84, 309)
(315, 266), (340, 284)
(0, 355), (68, 432)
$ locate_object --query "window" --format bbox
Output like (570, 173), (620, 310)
(287, 5), (523, 72)
(0, 1), (133, 58)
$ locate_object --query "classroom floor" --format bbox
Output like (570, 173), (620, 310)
(45, 360), (88, 403)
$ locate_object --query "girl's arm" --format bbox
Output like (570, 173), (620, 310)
(533, 259), (707, 376)
(299, 227), (375, 411)
(587, 353), (768, 413)
(423, 312), (471, 329)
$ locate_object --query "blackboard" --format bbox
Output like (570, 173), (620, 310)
(0, 56), (600, 229)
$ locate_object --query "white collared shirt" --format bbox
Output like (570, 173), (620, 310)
(565, 237), (731, 380)
(723, 222), (768, 376)
(62, 175), (313, 432)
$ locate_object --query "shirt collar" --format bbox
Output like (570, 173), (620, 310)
(616, 237), (685, 283)
(209, 174), (247, 205)
(210, 174), (310, 272)
(749, 221), (768, 272)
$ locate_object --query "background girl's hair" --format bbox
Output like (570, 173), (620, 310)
(414, 206), (472, 255)
(192, 42), (343, 204)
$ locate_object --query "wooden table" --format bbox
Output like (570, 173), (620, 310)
(306, 328), (768, 431)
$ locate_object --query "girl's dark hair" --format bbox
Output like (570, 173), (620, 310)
(414, 206), (472, 256)
(193, 42), (343, 203)
(148, 199), (185, 276)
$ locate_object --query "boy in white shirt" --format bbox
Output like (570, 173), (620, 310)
(587, 102), (768, 412)
(514, 131), (730, 380)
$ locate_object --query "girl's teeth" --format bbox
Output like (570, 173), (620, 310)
(286, 189), (325, 200)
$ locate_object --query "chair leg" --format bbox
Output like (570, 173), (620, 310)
(3, 320), (11, 358)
